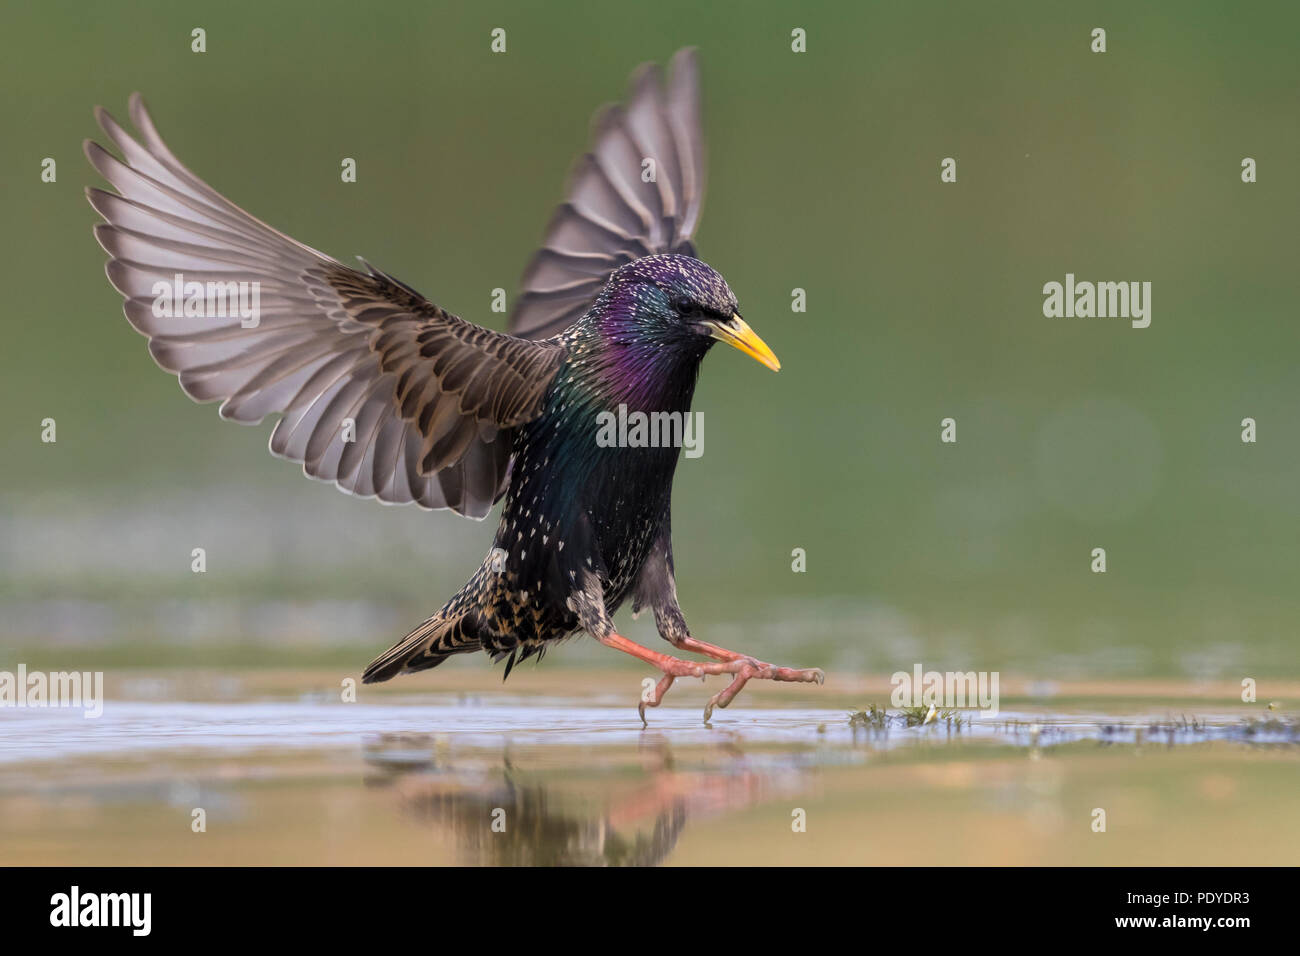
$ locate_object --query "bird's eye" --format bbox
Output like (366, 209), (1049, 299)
(670, 297), (694, 318)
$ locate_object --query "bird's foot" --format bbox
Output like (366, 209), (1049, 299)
(596, 631), (823, 726)
(635, 654), (755, 725)
(702, 659), (825, 724)
(664, 635), (824, 722)
(640, 654), (825, 726)
(639, 674), (676, 727)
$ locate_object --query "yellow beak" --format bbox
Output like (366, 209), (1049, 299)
(704, 314), (781, 372)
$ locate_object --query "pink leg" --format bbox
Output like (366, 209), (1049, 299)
(596, 631), (825, 724)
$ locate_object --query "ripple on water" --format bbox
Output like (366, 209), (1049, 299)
(1, 700), (1295, 766)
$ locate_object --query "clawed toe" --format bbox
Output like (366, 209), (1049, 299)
(607, 629), (824, 726)
(699, 662), (825, 724)
(639, 673), (677, 726)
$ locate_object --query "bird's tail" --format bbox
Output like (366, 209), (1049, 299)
(362, 605), (481, 684)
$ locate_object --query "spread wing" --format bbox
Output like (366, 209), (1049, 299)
(509, 47), (706, 340)
(86, 94), (565, 519)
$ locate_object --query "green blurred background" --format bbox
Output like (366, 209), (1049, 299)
(2, 0), (1297, 679)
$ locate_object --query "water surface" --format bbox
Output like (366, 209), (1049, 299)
(2, 671), (1297, 866)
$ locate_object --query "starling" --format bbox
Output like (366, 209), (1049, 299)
(86, 49), (824, 723)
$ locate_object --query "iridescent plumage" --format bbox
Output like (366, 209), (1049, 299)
(87, 50), (823, 721)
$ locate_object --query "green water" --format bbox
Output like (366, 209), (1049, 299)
(2, 1), (1299, 679)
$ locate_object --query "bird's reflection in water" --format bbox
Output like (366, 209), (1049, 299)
(399, 777), (689, 866)
(362, 733), (812, 866)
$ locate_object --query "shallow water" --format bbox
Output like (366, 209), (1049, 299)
(4, 699), (1297, 763)
(2, 672), (1298, 865)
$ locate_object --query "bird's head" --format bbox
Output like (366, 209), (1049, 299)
(598, 254), (780, 372)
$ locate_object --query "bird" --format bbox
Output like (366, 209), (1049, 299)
(85, 48), (825, 723)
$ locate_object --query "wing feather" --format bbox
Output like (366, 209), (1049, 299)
(510, 48), (706, 340)
(88, 95), (565, 519)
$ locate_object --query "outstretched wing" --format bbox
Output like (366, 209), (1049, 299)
(509, 48), (706, 341)
(86, 94), (565, 518)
